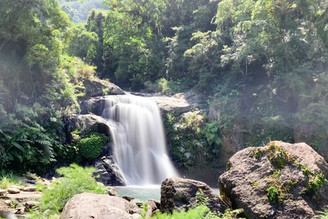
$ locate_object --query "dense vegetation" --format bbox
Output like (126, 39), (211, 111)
(63, 0), (328, 168)
(27, 164), (107, 218)
(1, 0), (328, 176)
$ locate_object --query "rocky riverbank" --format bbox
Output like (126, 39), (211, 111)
(1, 141), (327, 218)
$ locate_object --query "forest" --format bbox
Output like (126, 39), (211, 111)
(1, 0), (328, 218)
(1, 0), (328, 188)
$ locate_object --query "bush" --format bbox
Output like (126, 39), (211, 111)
(29, 164), (106, 218)
(77, 133), (107, 160)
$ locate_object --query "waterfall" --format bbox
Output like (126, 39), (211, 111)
(101, 95), (178, 185)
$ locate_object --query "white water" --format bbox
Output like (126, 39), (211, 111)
(101, 95), (178, 185)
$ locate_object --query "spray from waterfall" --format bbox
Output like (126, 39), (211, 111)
(101, 95), (178, 185)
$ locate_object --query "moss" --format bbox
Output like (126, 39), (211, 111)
(267, 186), (280, 204)
(248, 142), (295, 169)
(250, 142), (327, 204)
(285, 180), (298, 192)
(295, 161), (327, 194)
(306, 173), (327, 194)
(249, 148), (264, 159)
(266, 142), (295, 169)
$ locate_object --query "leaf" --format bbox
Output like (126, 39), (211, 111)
(11, 142), (25, 152)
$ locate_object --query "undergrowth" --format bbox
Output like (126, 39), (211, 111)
(0, 171), (21, 189)
(27, 164), (106, 218)
(149, 205), (243, 219)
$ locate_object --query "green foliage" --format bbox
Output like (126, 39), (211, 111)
(195, 189), (210, 207)
(266, 186), (280, 204)
(164, 111), (224, 170)
(164, 112), (209, 169)
(317, 208), (328, 219)
(77, 133), (107, 160)
(150, 205), (220, 219)
(58, 0), (108, 23)
(0, 124), (59, 173)
(29, 164), (106, 217)
(0, 0), (95, 174)
(249, 142), (295, 170)
(307, 173), (327, 194)
(149, 205), (243, 219)
(248, 148), (264, 160)
(0, 171), (21, 189)
(202, 122), (222, 149)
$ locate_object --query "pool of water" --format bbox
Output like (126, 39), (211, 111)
(115, 185), (161, 201)
(115, 185), (220, 202)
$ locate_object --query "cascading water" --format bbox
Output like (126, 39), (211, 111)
(101, 95), (178, 185)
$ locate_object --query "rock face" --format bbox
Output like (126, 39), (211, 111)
(60, 193), (140, 219)
(219, 141), (328, 219)
(67, 114), (110, 137)
(150, 95), (192, 115)
(94, 155), (126, 186)
(160, 177), (228, 214)
(82, 78), (125, 100)
(80, 97), (108, 115)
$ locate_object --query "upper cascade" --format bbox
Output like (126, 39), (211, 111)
(101, 95), (179, 185)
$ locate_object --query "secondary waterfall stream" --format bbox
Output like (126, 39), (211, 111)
(101, 95), (178, 185)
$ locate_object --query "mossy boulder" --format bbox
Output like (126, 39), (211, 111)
(219, 141), (328, 219)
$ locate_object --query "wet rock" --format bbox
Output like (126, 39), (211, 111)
(80, 97), (108, 116)
(60, 192), (140, 219)
(160, 177), (228, 214)
(122, 196), (134, 202)
(219, 141), (328, 219)
(94, 155), (126, 186)
(107, 186), (118, 196)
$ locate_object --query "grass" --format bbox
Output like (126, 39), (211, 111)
(0, 171), (22, 189)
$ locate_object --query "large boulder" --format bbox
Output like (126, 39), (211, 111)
(219, 141), (328, 219)
(160, 177), (228, 214)
(60, 193), (140, 219)
(82, 78), (125, 100)
(150, 95), (192, 116)
(79, 97), (108, 115)
(66, 114), (110, 138)
(94, 155), (126, 186)
(293, 121), (328, 161)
